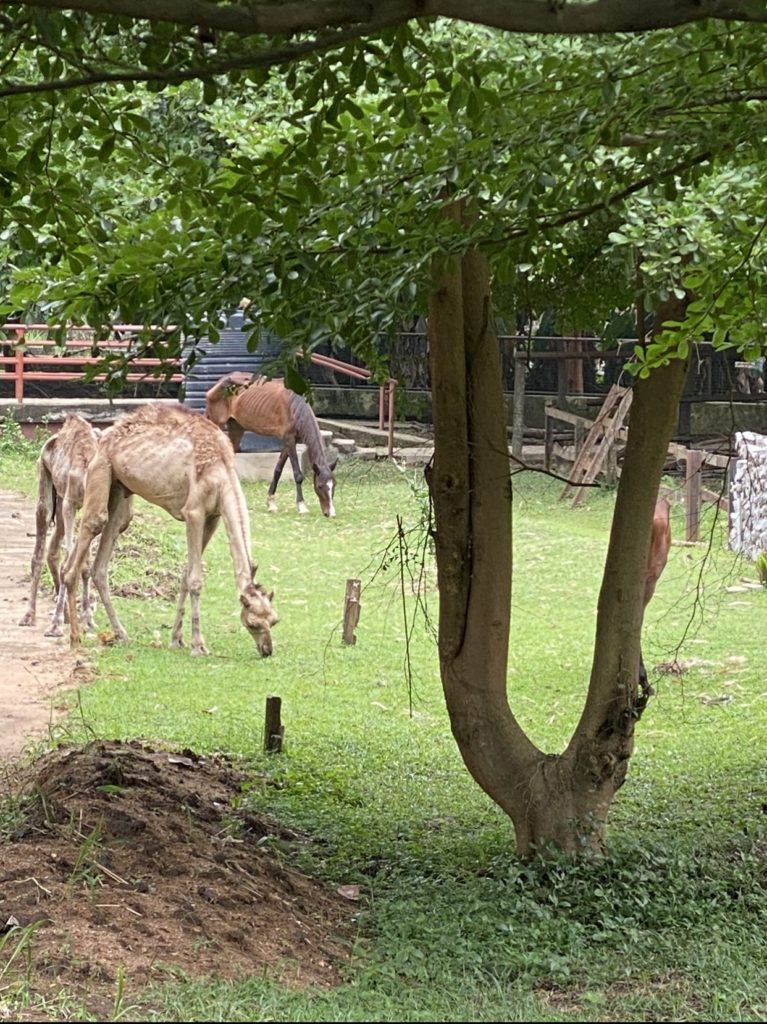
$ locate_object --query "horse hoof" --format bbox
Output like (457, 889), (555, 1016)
(18, 613), (34, 627)
(297, 503), (309, 515)
(266, 501), (278, 513)
(44, 624), (64, 638)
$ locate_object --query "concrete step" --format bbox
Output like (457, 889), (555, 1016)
(330, 437), (357, 456)
(317, 417), (432, 450)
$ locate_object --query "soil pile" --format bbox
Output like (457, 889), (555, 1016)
(1, 740), (355, 1018)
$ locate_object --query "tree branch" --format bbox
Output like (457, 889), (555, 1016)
(0, 23), (392, 97)
(2, 0), (766, 42)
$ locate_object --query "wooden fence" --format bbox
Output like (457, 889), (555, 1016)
(545, 401), (730, 540)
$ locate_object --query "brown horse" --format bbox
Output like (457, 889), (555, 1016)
(205, 373), (338, 517)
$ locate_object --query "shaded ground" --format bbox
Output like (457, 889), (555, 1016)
(0, 492), (356, 1019)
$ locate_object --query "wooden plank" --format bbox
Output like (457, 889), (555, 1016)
(561, 384), (633, 505)
(685, 449), (704, 542)
(570, 386), (633, 505)
(559, 385), (625, 498)
(545, 407), (596, 428)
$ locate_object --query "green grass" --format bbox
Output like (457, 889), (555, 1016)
(3, 424), (767, 1022)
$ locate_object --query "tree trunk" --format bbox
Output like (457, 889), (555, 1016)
(428, 214), (690, 856)
(569, 296), (690, 792)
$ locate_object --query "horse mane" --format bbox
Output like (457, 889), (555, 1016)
(289, 392), (330, 473)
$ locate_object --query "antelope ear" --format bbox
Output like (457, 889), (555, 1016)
(240, 593), (249, 607)
(268, 590), (275, 602)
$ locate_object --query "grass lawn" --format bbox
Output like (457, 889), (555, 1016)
(2, 416), (766, 1022)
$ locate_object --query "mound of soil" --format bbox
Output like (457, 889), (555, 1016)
(0, 740), (356, 1018)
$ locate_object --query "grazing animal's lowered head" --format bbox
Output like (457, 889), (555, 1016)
(205, 373), (339, 517)
(240, 582), (278, 657)
(60, 403), (279, 658)
(313, 458), (338, 518)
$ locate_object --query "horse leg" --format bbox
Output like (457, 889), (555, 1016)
(62, 460), (129, 647)
(267, 447), (290, 512)
(47, 497), (65, 597)
(80, 540), (99, 631)
(287, 443), (309, 514)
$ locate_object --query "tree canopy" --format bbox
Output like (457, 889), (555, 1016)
(2, 13), (767, 372)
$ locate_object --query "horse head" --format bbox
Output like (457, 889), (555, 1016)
(240, 582), (278, 657)
(312, 457), (338, 518)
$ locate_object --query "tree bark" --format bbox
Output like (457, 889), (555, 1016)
(429, 217), (690, 856)
(17, 1), (767, 40)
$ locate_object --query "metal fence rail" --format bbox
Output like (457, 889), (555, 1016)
(0, 323), (183, 402)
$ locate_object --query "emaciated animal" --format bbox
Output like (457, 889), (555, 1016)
(61, 403), (278, 657)
(640, 497), (672, 693)
(205, 373), (337, 517)
(18, 413), (99, 636)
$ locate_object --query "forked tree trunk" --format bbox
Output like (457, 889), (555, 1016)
(427, 212), (689, 856)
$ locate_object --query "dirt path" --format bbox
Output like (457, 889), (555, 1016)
(0, 489), (82, 760)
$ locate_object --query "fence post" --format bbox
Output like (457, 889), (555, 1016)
(685, 448), (704, 542)
(263, 695), (284, 753)
(343, 578), (361, 645)
(544, 406), (553, 472)
(556, 353), (567, 409)
(387, 380), (395, 458)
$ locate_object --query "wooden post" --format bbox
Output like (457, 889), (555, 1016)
(387, 380), (395, 458)
(511, 351), (526, 462)
(685, 448), (704, 542)
(343, 578), (361, 645)
(544, 405), (553, 472)
(557, 352), (567, 409)
(264, 695), (284, 753)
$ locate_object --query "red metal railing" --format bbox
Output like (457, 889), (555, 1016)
(0, 323), (182, 403)
(310, 352), (396, 455)
(0, 325), (398, 454)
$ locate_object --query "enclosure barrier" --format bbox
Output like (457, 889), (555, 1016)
(545, 402), (730, 541)
(1, 323), (398, 456)
(0, 323), (182, 402)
